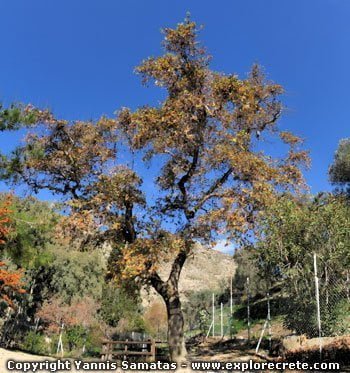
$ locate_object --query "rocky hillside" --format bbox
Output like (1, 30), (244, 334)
(143, 244), (236, 306)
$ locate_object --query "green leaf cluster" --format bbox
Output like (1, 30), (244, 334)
(48, 249), (105, 304)
(0, 194), (58, 269)
(99, 283), (145, 332)
(329, 138), (350, 191)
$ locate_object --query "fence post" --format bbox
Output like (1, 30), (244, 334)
(267, 292), (272, 351)
(247, 277), (251, 341)
(206, 320), (213, 338)
(255, 319), (268, 354)
(56, 323), (64, 357)
(150, 339), (156, 361)
(230, 275), (233, 316)
(313, 253), (322, 359)
(212, 293), (215, 337)
(220, 302), (223, 338)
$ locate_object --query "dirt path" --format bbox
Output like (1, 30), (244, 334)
(0, 346), (261, 372)
(0, 349), (59, 373)
(1, 348), (190, 372)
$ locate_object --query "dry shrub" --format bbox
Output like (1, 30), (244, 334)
(143, 301), (167, 339)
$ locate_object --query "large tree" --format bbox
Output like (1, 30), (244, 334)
(1, 18), (308, 361)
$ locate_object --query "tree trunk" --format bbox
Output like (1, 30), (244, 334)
(150, 249), (188, 362)
(164, 290), (187, 362)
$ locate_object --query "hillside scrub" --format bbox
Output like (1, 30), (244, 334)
(236, 194), (350, 337)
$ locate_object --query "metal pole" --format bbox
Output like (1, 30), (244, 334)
(221, 303), (223, 338)
(230, 275), (233, 316)
(57, 323), (64, 357)
(206, 321), (213, 338)
(247, 277), (251, 341)
(267, 292), (272, 351)
(314, 253), (322, 358)
(255, 319), (268, 354)
(212, 293), (215, 337)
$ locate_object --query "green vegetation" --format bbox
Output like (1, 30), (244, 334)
(0, 195), (58, 269)
(21, 331), (49, 356)
(240, 194), (350, 337)
(0, 193), (147, 356)
(47, 249), (105, 303)
(99, 284), (146, 332)
(329, 138), (350, 193)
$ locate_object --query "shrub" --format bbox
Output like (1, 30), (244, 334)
(66, 325), (87, 351)
(21, 331), (48, 355)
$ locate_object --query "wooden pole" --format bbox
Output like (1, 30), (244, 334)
(150, 339), (156, 361)
(124, 339), (128, 360)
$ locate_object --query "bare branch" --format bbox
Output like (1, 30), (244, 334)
(193, 167), (234, 213)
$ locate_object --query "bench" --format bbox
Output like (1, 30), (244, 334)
(100, 339), (156, 361)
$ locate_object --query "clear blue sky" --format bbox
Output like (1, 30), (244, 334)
(0, 0), (349, 196)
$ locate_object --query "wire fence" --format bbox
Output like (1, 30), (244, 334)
(198, 253), (350, 352)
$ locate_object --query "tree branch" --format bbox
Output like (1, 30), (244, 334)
(149, 272), (168, 299)
(193, 167), (234, 213)
(168, 249), (187, 287)
(177, 147), (199, 220)
(123, 200), (136, 243)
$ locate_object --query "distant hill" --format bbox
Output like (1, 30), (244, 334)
(142, 244), (236, 306)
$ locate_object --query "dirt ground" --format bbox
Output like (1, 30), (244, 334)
(0, 343), (262, 373)
(3, 336), (347, 373)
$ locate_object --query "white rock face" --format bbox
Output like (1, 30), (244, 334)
(97, 241), (236, 307)
(142, 244), (236, 306)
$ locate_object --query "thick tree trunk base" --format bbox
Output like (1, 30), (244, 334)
(167, 306), (187, 363)
(149, 249), (189, 363)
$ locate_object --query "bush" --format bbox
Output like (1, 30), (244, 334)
(21, 331), (48, 355)
(66, 325), (87, 351)
(183, 290), (214, 333)
(322, 300), (350, 336)
(99, 284), (144, 332)
(143, 301), (167, 339)
(84, 325), (104, 358)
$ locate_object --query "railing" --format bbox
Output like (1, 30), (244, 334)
(101, 339), (156, 361)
